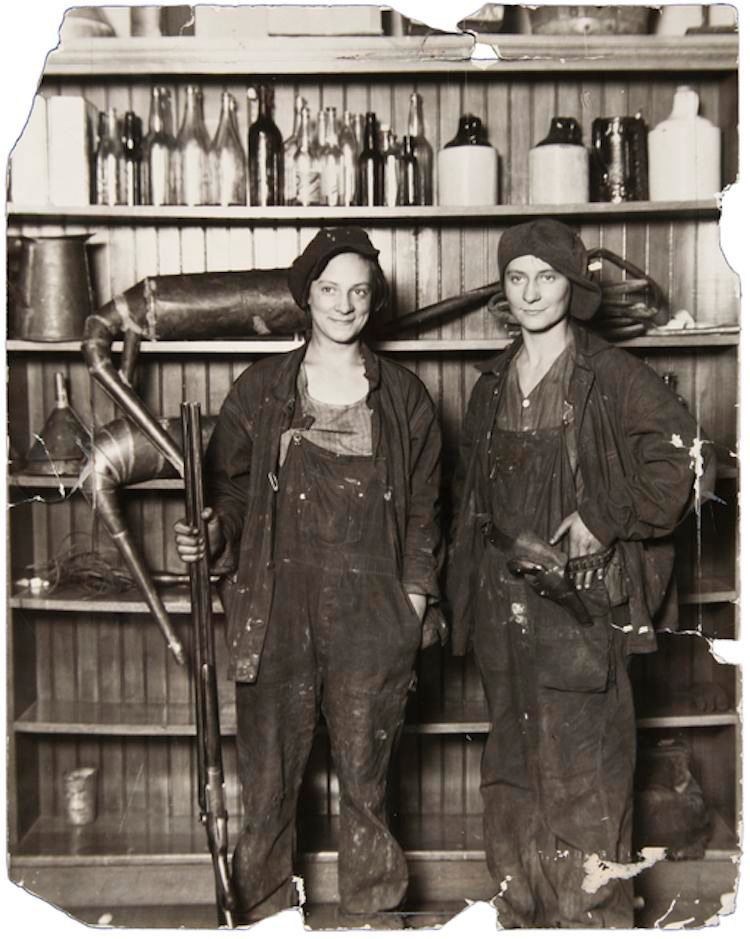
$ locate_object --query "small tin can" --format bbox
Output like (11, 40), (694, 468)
(63, 766), (98, 826)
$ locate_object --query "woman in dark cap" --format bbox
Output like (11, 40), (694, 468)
(449, 218), (711, 927)
(175, 227), (443, 927)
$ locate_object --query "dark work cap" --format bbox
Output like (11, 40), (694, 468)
(288, 227), (381, 309)
(497, 218), (601, 320)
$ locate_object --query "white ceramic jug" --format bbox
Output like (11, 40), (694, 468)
(648, 86), (721, 200)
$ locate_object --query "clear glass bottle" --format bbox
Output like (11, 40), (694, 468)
(293, 106), (320, 207)
(142, 86), (176, 206)
(320, 107), (342, 207)
(357, 112), (384, 206)
(351, 113), (365, 154)
(338, 110), (358, 207)
(283, 94), (306, 206)
(407, 91), (434, 205)
(210, 91), (247, 206)
(95, 107), (124, 206)
(247, 83), (284, 207)
(121, 110), (143, 206)
(176, 85), (211, 206)
(311, 108), (326, 191)
(381, 125), (401, 207)
(400, 135), (421, 206)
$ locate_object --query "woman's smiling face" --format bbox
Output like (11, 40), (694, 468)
(307, 252), (373, 344)
(503, 254), (571, 333)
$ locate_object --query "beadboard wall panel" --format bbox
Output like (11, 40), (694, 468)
(9, 68), (738, 842)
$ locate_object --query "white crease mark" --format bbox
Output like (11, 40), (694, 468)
(654, 895), (679, 927)
(582, 847), (666, 893)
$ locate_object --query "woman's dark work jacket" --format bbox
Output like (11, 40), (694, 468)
(206, 343), (444, 683)
(449, 321), (712, 657)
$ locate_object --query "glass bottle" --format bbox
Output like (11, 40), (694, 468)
(407, 91), (434, 205)
(338, 110), (358, 207)
(121, 110), (143, 206)
(246, 86), (259, 127)
(400, 135), (421, 206)
(311, 108), (326, 192)
(210, 91), (247, 206)
(176, 85), (211, 206)
(357, 112), (384, 207)
(247, 83), (284, 207)
(351, 113), (365, 154)
(283, 94), (306, 206)
(142, 86), (176, 206)
(293, 106), (320, 207)
(381, 125), (401, 207)
(95, 107), (124, 206)
(320, 107), (342, 207)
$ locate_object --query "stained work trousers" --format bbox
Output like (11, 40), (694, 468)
(232, 435), (421, 921)
(474, 421), (636, 927)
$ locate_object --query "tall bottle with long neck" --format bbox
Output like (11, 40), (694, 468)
(357, 112), (384, 206)
(293, 106), (320, 207)
(121, 111), (143, 206)
(142, 86), (176, 206)
(407, 92), (433, 205)
(400, 135), (421, 206)
(320, 107), (342, 207)
(210, 91), (247, 206)
(176, 85), (211, 205)
(248, 83), (284, 206)
(283, 94), (306, 206)
(339, 110), (358, 206)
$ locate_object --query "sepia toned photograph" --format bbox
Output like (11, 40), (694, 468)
(3, 1), (744, 933)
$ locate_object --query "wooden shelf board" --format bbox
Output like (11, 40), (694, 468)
(13, 807), (738, 866)
(14, 699), (738, 737)
(42, 35), (738, 77)
(9, 584), (220, 614)
(6, 199), (720, 225)
(5, 327), (739, 356)
(680, 584), (737, 605)
(13, 813), (487, 864)
(10, 473), (183, 491)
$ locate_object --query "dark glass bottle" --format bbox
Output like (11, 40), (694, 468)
(400, 135), (420, 207)
(95, 107), (124, 206)
(121, 110), (143, 206)
(357, 112), (384, 207)
(407, 91), (433, 205)
(248, 83), (284, 207)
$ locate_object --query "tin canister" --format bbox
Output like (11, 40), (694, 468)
(9, 234), (94, 341)
(63, 766), (98, 826)
(591, 116), (649, 202)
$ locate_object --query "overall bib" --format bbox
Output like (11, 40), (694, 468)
(474, 398), (636, 927)
(232, 432), (422, 921)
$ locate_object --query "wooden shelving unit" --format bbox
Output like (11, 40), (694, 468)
(43, 34), (738, 75)
(6, 23), (740, 926)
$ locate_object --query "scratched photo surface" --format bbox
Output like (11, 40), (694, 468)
(3, 1), (743, 935)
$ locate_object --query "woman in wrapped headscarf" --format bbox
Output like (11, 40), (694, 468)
(449, 218), (712, 927)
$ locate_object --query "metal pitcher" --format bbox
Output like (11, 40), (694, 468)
(8, 234), (94, 341)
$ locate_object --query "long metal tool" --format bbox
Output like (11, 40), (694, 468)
(181, 401), (237, 927)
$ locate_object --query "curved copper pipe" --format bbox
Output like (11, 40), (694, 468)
(82, 270), (307, 471)
(82, 415), (216, 666)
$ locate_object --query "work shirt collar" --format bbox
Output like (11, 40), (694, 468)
(271, 340), (382, 406)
